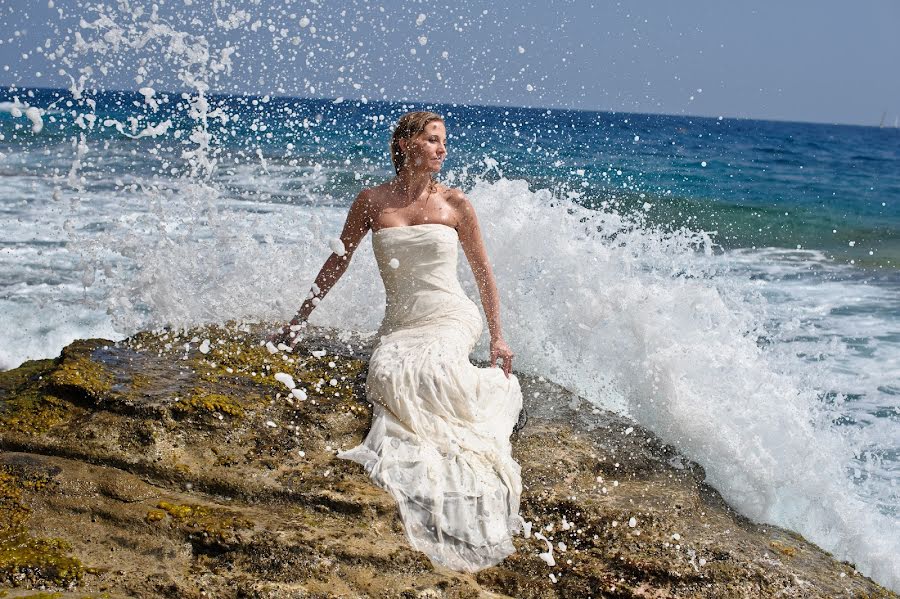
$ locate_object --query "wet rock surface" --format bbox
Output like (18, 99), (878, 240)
(0, 324), (895, 598)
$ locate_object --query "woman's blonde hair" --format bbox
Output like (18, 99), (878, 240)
(390, 111), (444, 174)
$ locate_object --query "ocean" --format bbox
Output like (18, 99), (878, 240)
(1, 87), (899, 590)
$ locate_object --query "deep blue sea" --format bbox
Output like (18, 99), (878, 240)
(2, 87), (899, 589)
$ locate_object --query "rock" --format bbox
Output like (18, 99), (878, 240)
(0, 324), (895, 598)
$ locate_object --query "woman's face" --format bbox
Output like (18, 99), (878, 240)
(401, 120), (447, 173)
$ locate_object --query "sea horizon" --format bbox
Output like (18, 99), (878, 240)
(4, 83), (896, 130)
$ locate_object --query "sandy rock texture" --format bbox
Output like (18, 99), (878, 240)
(0, 325), (895, 598)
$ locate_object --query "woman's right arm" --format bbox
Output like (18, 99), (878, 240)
(272, 191), (372, 343)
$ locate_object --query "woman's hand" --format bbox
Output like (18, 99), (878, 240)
(268, 320), (305, 348)
(490, 337), (514, 378)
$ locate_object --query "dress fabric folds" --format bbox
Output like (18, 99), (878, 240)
(339, 223), (523, 572)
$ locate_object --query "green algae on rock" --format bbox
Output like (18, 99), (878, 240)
(45, 341), (114, 404)
(0, 469), (84, 588)
(146, 500), (254, 550)
(170, 390), (247, 419)
(0, 360), (77, 436)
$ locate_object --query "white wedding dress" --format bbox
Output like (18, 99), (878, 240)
(339, 223), (524, 572)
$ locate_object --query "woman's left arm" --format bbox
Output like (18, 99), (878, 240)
(454, 192), (514, 377)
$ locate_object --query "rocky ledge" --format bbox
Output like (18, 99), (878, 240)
(0, 325), (895, 599)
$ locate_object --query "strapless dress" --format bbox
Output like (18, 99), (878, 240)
(339, 223), (523, 571)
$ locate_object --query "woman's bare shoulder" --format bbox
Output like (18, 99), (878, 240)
(357, 181), (395, 205)
(440, 185), (475, 219)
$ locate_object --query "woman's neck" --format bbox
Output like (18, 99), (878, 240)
(392, 169), (434, 204)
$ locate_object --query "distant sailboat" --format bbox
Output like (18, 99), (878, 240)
(877, 112), (898, 129)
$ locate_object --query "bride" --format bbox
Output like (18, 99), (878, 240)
(272, 111), (524, 571)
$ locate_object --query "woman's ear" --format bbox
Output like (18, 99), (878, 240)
(398, 138), (408, 153)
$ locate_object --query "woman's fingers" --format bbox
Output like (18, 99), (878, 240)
(289, 330), (304, 348)
(496, 350), (512, 378)
(269, 325), (291, 346)
(490, 342), (514, 377)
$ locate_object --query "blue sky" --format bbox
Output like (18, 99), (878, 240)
(1, 0), (898, 126)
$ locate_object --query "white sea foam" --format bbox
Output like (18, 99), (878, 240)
(469, 179), (899, 588)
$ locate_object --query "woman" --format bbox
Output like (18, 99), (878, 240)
(272, 111), (523, 571)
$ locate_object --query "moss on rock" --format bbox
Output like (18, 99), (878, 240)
(0, 360), (55, 398)
(170, 390), (245, 419)
(0, 469), (84, 588)
(0, 392), (73, 437)
(0, 360), (76, 436)
(46, 341), (113, 404)
(147, 500), (253, 549)
(292, 354), (365, 405)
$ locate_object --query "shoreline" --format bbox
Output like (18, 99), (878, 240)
(0, 324), (896, 597)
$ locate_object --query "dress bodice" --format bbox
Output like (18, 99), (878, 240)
(372, 224), (478, 334)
